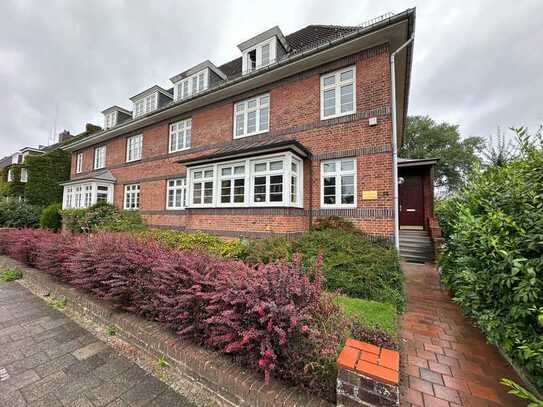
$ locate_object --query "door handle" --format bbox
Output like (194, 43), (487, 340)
(406, 209), (416, 212)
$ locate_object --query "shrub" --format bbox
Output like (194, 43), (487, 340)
(40, 203), (62, 231)
(439, 130), (543, 389)
(0, 229), (347, 400)
(135, 229), (245, 258)
(292, 228), (403, 309)
(0, 200), (42, 228)
(60, 203), (145, 234)
(60, 208), (87, 233)
(241, 236), (291, 264)
(0, 267), (23, 282)
(312, 216), (358, 233)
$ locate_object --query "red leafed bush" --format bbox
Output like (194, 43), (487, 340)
(0, 228), (347, 400)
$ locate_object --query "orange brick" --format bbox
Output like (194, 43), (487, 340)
(379, 348), (400, 371)
(337, 346), (359, 370)
(356, 360), (399, 385)
(360, 351), (379, 364)
(346, 338), (381, 355)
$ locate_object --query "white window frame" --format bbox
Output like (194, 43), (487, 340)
(7, 168), (14, 182)
(104, 111), (117, 129)
(65, 186), (73, 208)
(190, 167), (215, 207)
(62, 182), (114, 209)
(173, 69), (209, 101)
(124, 184), (140, 210)
(217, 162), (246, 207)
(320, 65), (356, 120)
(126, 134), (143, 162)
(169, 119), (192, 153)
(187, 152), (303, 209)
(133, 93), (158, 118)
(166, 178), (186, 210)
(94, 146), (106, 169)
(20, 168), (28, 183)
(242, 37), (277, 74)
(233, 94), (269, 139)
(320, 158), (357, 208)
(76, 153), (83, 174)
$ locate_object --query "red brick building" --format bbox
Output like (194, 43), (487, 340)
(62, 10), (422, 243)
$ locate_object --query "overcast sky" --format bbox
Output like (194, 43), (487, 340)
(0, 0), (541, 153)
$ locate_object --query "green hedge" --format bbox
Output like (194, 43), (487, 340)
(0, 200), (42, 228)
(439, 132), (543, 390)
(40, 203), (62, 231)
(61, 203), (146, 234)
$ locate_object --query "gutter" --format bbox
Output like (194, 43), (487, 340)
(390, 34), (414, 252)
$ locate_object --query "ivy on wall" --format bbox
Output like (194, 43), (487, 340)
(4, 165), (26, 198)
(25, 149), (71, 206)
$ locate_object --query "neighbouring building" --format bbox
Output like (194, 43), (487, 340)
(60, 9), (438, 247)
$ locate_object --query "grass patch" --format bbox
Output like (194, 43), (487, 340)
(106, 325), (117, 336)
(49, 296), (67, 310)
(0, 267), (23, 282)
(336, 295), (397, 336)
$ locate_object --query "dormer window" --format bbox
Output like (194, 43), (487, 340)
(104, 111), (117, 129)
(173, 69), (208, 101)
(238, 26), (289, 75)
(133, 93), (157, 118)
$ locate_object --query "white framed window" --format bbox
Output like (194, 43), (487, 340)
(191, 167), (214, 206)
(20, 168), (28, 183)
(65, 187), (73, 208)
(104, 111), (117, 129)
(242, 38), (276, 74)
(74, 186), (83, 208)
(96, 185), (110, 204)
(76, 153), (83, 174)
(126, 134), (143, 162)
(218, 163), (246, 206)
(166, 178), (186, 210)
(124, 184), (140, 210)
(63, 182), (113, 209)
(169, 119), (192, 153)
(84, 184), (93, 207)
(94, 146), (106, 169)
(133, 93), (157, 118)
(321, 158), (356, 208)
(174, 69), (209, 101)
(187, 152), (303, 208)
(320, 66), (356, 120)
(6, 168), (14, 182)
(234, 94), (269, 139)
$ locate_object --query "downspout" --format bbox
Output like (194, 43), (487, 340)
(390, 35), (414, 252)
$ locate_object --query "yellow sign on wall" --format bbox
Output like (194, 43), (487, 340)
(362, 190), (378, 200)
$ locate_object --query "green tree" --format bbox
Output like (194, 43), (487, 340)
(400, 115), (485, 192)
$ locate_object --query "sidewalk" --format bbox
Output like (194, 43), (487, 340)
(399, 262), (526, 407)
(0, 281), (193, 407)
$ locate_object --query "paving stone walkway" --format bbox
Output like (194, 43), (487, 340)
(399, 262), (526, 407)
(0, 281), (193, 407)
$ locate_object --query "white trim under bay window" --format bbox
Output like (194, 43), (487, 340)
(187, 152), (303, 209)
(320, 157), (357, 208)
(126, 134), (143, 162)
(124, 184), (140, 210)
(233, 94), (269, 139)
(166, 178), (186, 210)
(169, 119), (191, 153)
(94, 146), (106, 170)
(320, 65), (356, 120)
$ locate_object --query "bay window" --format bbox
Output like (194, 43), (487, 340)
(166, 178), (186, 210)
(321, 66), (356, 119)
(187, 152), (303, 208)
(62, 182), (113, 209)
(321, 158), (356, 207)
(126, 134), (143, 162)
(124, 184), (140, 210)
(234, 94), (269, 138)
(169, 119), (191, 152)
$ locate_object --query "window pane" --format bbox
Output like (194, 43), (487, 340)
(203, 181), (213, 203)
(341, 175), (355, 204)
(323, 162), (336, 173)
(341, 159), (354, 171)
(260, 95), (269, 105)
(340, 84), (354, 113)
(323, 89), (335, 116)
(247, 111), (256, 133)
(221, 180), (231, 203)
(270, 161), (283, 171)
(193, 183), (202, 204)
(247, 99), (257, 109)
(233, 179), (244, 203)
(340, 69), (353, 81)
(269, 175), (283, 202)
(323, 177), (336, 205)
(291, 176), (297, 203)
(204, 170), (213, 178)
(261, 44), (270, 66)
(236, 113), (244, 136)
(234, 165), (245, 175)
(323, 76), (335, 86)
(193, 171), (202, 179)
(254, 163), (266, 172)
(254, 176), (266, 202)
(221, 167), (232, 176)
(259, 106), (269, 131)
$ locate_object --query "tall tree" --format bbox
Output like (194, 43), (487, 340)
(400, 115), (485, 193)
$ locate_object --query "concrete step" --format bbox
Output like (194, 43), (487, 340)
(400, 246), (434, 256)
(399, 229), (434, 262)
(401, 252), (433, 263)
(399, 241), (433, 250)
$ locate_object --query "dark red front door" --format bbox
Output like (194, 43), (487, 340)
(399, 175), (424, 227)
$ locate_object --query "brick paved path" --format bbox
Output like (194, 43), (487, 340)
(399, 262), (526, 407)
(0, 281), (193, 407)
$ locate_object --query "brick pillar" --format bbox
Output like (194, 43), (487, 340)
(336, 339), (400, 406)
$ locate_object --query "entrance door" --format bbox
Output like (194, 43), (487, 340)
(399, 175), (424, 227)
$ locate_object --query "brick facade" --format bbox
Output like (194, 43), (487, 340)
(69, 44), (396, 238)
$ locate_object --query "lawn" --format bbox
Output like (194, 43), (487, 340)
(336, 295), (397, 336)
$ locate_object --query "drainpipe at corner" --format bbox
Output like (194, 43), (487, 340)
(390, 34), (414, 252)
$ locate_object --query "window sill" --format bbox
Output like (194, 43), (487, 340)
(165, 207), (186, 211)
(320, 110), (356, 121)
(233, 129), (269, 140)
(126, 158), (142, 164)
(321, 204), (357, 209)
(169, 147), (191, 154)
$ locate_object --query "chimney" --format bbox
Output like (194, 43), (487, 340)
(58, 130), (72, 143)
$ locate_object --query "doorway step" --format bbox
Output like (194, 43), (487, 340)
(399, 229), (434, 263)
